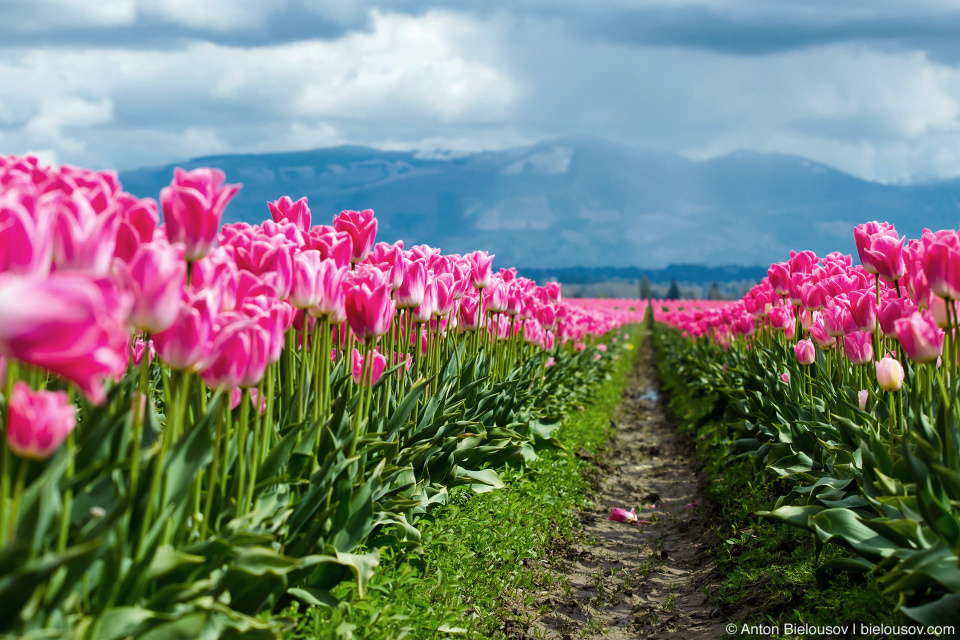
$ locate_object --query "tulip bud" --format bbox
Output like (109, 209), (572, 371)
(351, 348), (387, 386)
(858, 389), (869, 411)
(794, 339), (816, 365)
(6, 382), (76, 460)
(876, 356), (905, 392)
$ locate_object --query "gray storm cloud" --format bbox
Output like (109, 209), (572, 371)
(3, 0), (960, 182)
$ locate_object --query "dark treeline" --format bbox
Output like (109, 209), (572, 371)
(517, 264), (767, 286)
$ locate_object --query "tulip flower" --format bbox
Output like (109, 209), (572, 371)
(0, 186), (55, 277)
(879, 297), (915, 337)
(768, 305), (794, 332)
(309, 259), (347, 323)
(876, 356), (905, 391)
(160, 168), (240, 261)
(858, 389), (869, 410)
(132, 338), (155, 366)
(290, 249), (324, 309)
(843, 330), (874, 365)
(767, 262), (790, 295)
(929, 295), (960, 328)
(113, 194), (159, 263)
(855, 222), (902, 279)
(0, 273), (131, 404)
(780, 372), (790, 384)
(6, 382), (77, 460)
(122, 241), (187, 333)
(333, 209), (377, 263)
(794, 339), (816, 365)
(52, 192), (121, 275)
(153, 292), (216, 372)
(468, 250), (495, 289)
(848, 290), (876, 333)
(608, 507), (638, 525)
(268, 196), (311, 232)
(458, 295), (481, 331)
(201, 319), (271, 389)
(808, 315), (837, 350)
(345, 279), (396, 341)
(894, 311), (944, 363)
(396, 259), (427, 309)
(351, 348), (387, 386)
(921, 231), (960, 301)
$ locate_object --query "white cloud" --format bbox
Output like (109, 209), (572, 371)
(0, 9), (518, 169)
(23, 96), (114, 154)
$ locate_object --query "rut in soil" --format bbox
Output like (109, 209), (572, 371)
(502, 328), (725, 639)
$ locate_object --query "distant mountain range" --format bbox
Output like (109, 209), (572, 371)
(118, 136), (960, 278)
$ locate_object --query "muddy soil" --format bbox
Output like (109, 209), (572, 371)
(501, 328), (726, 639)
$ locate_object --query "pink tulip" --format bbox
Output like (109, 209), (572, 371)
(544, 281), (561, 303)
(190, 247), (239, 312)
(855, 223), (906, 282)
(132, 338), (155, 366)
(345, 279), (396, 341)
(0, 186), (55, 276)
(411, 279), (437, 324)
(808, 314), (837, 350)
(929, 294), (960, 328)
(843, 330), (873, 365)
(113, 194), (159, 263)
(201, 319), (271, 389)
(921, 231), (960, 300)
(894, 311), (943, 363)
(52, 192), (121, 275)
(6, 382), (76, 460)
(290, 249), (324, 309)
(333, 209), (377, 263)
(794, 339), (815, 365)
(767, 262), (790, 295)
(823, 300), (855, 337)
(848, 290), (876, 333)
(305, 229), (353, 268)
(153, 292), (216, 372)
(350, 348), (387, 386)
(434, 273), (457, 317)
(0, 274), (131, 404)
(855, 222), (905, 281)
(608, 507), (638, 525)
(458, 295), (481, 331)
(160, 168), (240, 261)
(879, 297), (915, 337)
(268, 195), (311, 232)
(858, 389), (869, 410)
(799, 281), (824, 310)
(780, 372), (790, 384)
(483, 278), (509, 313)
(768, 305), (794, 332)
(876, 356), (905, 391)
(468, 250), (495, 289)
(396, 259), (427, 309)
(310, 259), (347, 323)
(122, 241), (187, 333)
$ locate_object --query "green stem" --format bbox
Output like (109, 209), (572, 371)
(7, 459), (27, 542)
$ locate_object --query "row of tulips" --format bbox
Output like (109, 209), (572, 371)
(0, 153), (635, 639)
(655, 221), (960, 626)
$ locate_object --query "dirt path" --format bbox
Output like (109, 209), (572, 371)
(504, 327), (725, 639)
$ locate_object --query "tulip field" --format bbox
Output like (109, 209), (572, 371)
(657, 225), (960, 628)
(0, 155), (644, 639)
(5, 149), (960, 637)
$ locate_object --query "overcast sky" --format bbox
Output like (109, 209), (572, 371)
(5, 0), (960, 183)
